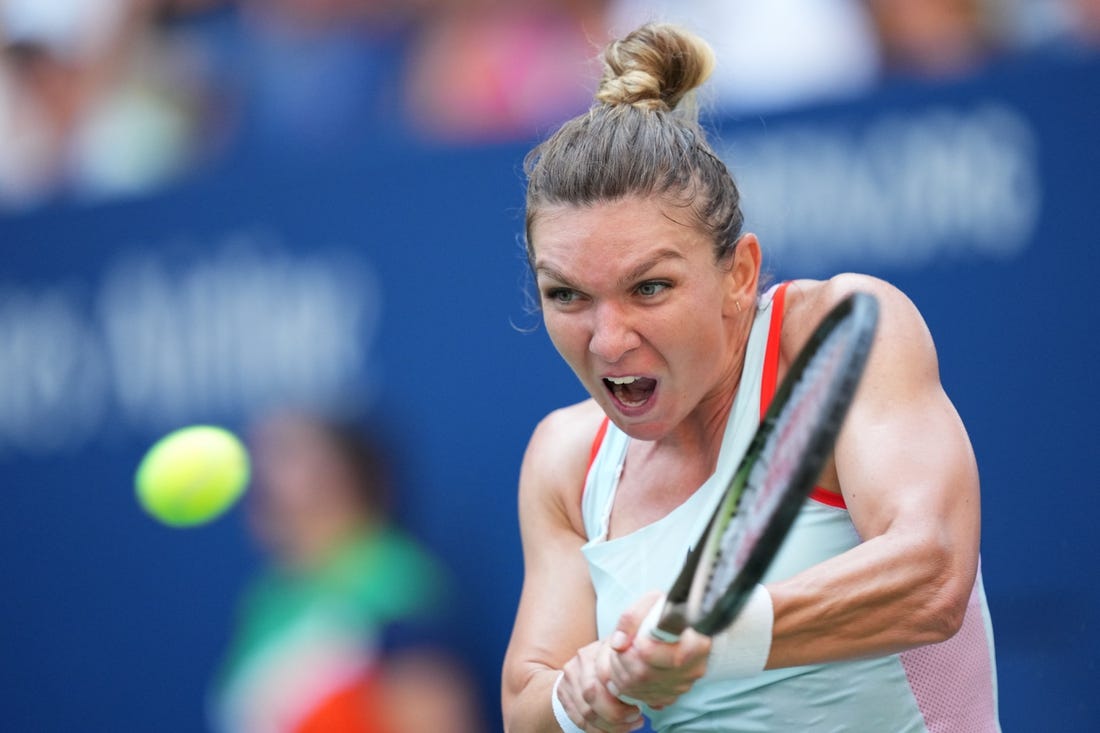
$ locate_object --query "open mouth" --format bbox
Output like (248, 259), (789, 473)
(603, 376), (657, 408)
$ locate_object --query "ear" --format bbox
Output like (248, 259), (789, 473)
(722, 233), (761, 318)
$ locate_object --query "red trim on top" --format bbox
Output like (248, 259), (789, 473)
(808, 486), (848, 508)
(760, 282), (848, 511)
(587, 417), (610, 475)
(760, 283), (788, 417)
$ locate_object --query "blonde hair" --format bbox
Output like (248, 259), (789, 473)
(595, 22), (716, 112)
(524, 23), (743, 268)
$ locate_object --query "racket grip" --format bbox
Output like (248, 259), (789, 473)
(638, 595), (681, 643)
(614, 595), (681, 707)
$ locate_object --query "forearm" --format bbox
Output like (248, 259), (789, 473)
(503, 665), (563, 733)
(766, 529), (976, 669)
(506, 405), (601, 731)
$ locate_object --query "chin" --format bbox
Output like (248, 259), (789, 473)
(607, 412), (670, 443)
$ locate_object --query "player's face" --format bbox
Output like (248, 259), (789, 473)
(531, 196), (749, 441)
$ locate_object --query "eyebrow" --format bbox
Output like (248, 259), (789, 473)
(617, 249), (684, 288)
(535, 248), (685, 289)
(533, 264), (574, 288)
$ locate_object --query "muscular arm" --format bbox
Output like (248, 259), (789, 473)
(766, 275), (981, 667)
(502, 401), (641, 732)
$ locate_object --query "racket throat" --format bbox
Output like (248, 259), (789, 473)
(653, 599), (690, 639)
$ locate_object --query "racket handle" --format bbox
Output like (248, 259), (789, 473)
(638, 595), (681, 643)
(614, 595), (681, 707)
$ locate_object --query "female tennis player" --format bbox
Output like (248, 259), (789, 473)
(501, 22), (1000, 733)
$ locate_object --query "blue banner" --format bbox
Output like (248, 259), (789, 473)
(1, 50), (1097, 732)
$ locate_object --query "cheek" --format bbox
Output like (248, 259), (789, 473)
(544, 312), (587, 364)
(664, 299), (729, 367)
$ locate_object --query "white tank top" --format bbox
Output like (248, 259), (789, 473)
(580, 284), (1000, 732)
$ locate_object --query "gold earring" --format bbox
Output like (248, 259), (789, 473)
(735, 300), (742, 313)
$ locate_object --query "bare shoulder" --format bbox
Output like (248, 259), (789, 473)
(525, 398), (607, 471)
(783, 274), (935, 360)
(785, 274), (923, 328)
(783, 274), (943, 408)
(519, 399), (608, 536)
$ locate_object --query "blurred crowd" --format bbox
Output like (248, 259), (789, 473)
(0, 0), (1096, 212)
(213, 408), (486, 733)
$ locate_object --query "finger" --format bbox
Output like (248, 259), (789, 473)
(578, 693), (644, 733)
(611, 590), (664, 651)
(595, 643), (644, 712)
(607, 639), (647, 693)
(602, 632), (650, 690)
(608, 628), (712, 709)
(586, 700), (644, 733)
(577, 648), (645, 732)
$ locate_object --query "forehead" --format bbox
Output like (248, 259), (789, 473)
(531, 196), (708, 276)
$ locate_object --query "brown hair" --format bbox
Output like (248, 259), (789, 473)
(523, 23), (744, 269)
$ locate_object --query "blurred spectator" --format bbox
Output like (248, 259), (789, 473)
(211, 409), (483, 733)
(1000, 0), (1100, 54)
(229, 0), (423, 152)
(401, 0), (611, 143)
(863, 0), (1007, 80)
(606, 0), (881, 115)
(1066, 0), (1100, 44)
(0, 0), (219, 209)
(1, 0), (1093, 213)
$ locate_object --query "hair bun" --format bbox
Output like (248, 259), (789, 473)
(595, 23), (716, 112)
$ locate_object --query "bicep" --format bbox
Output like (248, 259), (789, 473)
(762, 278), (981, 661)
(833, 281), (980, 568)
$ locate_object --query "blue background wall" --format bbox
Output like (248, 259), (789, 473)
(1, 51), (1097, 731)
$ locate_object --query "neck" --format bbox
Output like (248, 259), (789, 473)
(659, 305), (755, 464)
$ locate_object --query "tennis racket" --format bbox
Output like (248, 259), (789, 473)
(643, 290), (879, 641)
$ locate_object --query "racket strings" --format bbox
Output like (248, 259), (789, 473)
(700, 327), (852, 610)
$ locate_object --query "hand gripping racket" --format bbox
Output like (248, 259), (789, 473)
(643, 290), (879, 642)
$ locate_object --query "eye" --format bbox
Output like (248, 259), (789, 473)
(544, 287), (579, 305)
(635, 280), (670, 297)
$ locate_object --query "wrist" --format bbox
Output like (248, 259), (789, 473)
(707, 583), (774, 679)
(551, 671), (585, 733)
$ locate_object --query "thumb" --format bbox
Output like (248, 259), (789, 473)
(610, 590), (665, 652)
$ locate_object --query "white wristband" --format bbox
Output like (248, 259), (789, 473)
(551, 671), (585, 733)
(706, 584), (774, 679)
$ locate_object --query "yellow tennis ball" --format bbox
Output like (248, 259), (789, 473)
(135, 425), (251, 528)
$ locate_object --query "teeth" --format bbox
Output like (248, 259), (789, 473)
(606, 376), (639, 385)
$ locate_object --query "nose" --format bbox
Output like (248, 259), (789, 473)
(589, 301), (641, 363)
